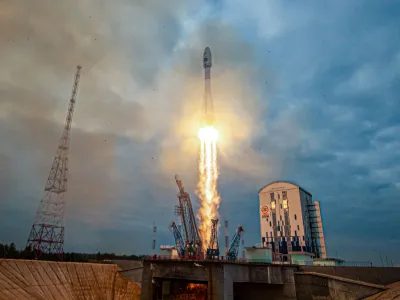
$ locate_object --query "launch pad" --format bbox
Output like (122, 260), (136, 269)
(169, 174), (244, 262)
(140, 258), (297, 300)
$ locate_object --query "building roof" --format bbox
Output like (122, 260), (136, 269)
(258, 180), (312, 196)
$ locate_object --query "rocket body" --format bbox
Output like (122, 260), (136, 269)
(202, 47), (214, 126)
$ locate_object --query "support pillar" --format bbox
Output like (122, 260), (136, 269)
(209, 264), (233, 300)
(282, 268), (297, 299)
(140, 261), (154, 300)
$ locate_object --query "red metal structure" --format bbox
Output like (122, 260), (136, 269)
(26, 65), (82, 260)
(174, 175), (203, 255)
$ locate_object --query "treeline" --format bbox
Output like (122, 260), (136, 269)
(0, 243), (145, 262)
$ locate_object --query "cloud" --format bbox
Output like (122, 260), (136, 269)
(0, 0), (270, 252)
(1, 0), (400, 265)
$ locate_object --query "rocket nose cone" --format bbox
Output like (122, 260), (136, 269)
(203, 47), (212, 68)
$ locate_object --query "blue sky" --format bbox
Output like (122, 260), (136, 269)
(0, 0), (399, 265)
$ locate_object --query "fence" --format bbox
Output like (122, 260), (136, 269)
(146, 255), (373, 267)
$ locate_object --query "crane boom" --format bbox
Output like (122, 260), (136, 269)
(169, 222), (185, 257)
(227, 225), (244, 261)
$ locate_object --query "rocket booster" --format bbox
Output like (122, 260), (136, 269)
(202, 47), (214, 126)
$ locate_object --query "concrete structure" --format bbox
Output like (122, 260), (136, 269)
(112, 260), (144, 284)
(159, 245), (179, 258)
(0, 259), (141, 299)
(291, 252), (314, 266)
(295, 272), (385, 300)
(244, 247), (273, 263)
(140, 258), (400, 299)
(364, 281), (400, 300)
(259, 181), (327, 259)
(140, 259), (297, 300)
(313, 258), (346, 266)
(297, 266), (400, 286)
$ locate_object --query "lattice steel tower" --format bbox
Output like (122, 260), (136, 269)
(26, 65), (82, 260)
(206, 219), (219, 259)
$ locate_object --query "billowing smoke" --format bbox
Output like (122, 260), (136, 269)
(0, 0), (271, 253)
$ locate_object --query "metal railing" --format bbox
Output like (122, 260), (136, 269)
(146, 256), (373, 267)
(292, 260), (373, 267)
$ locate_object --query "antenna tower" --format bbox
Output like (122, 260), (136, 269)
(26, 65), (82, 260)
(152, 223), (157, 255)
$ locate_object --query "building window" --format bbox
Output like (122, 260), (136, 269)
(295, 230), (297, 236)
(297, 225), (300, 230)
(283, 200), (288, 209)
(270, 192), (275, 201)
(303, 236), (305, 241)
(270, 232), (273, 237)
(271, 201), (276, 210)
(282, 191), (287, 200)
(280, 204), (282, 209)
(270, 221), (272, 227)
(282, 221), (284, 226)
(280, 215), (282, 220)
(294, 214), (297, 220)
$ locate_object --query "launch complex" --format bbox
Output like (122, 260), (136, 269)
(165, 47), (244, 263)
(2, 46), (400, 300)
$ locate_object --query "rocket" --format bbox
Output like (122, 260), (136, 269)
(202, 47), (214, 126)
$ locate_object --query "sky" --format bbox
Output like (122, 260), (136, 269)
(0, 0), (399, 265)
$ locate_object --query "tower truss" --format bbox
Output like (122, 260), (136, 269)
(174, 175), (202, 255)
(169, 222), (185, 257)
(227, 225), (244, 261)
(206, 218), (219, 259)
(26, 65), (82, 260)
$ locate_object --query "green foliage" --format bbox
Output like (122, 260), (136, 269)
(0, 242), (143, 262)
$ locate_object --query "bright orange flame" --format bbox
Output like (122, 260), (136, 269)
(197, 125), (220, 249)
(186, 283), (207, 299)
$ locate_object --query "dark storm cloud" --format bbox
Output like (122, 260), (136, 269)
(1, 0), (399, 265)
(0, 0), (203, 248)
(213, 0), (400, 264)
(0, 0), (269, 253)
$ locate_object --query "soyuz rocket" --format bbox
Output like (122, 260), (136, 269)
(202, 47), (214, 126)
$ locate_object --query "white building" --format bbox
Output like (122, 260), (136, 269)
(259, 181), (327, 259)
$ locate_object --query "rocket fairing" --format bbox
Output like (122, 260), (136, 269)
(203, 47), (212, 70)
(202, 47), (214, 126)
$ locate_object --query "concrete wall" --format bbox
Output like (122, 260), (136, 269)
(121, 268), (143, 284)
(233, 283), (290, 300)
(0, 259), (141, 300)
(140, 260), (297, 300)
(299, 266), (400, 285)
(140, 259), (400, 300)
(111, 260), (143, 284)
(295, 273), (384, 300)
(245, 247), (273, 263)
(291, 253), (313, 265)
